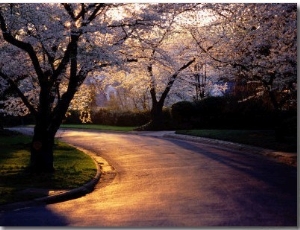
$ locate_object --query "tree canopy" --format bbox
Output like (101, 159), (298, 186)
(1, 3), (296, 117)
(0, 3), (296, 171)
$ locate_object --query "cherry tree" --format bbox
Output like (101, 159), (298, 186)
(190, 3), (297, 109)
(0, 3), (163, 172)
(98, 4), (232, 130)
(105, 69), (152, 111)
(117, 4), (208, 130)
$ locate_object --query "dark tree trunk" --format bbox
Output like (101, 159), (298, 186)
(29, 84), (78, 173)
(30, 122), (55, 173)
(29, 101), (71, 173)
(30, 86), (56, 173)
(136, 58), (195, 131)
(140, 65), (166, 131)
(136, 96), (165, 131)
(149, 101), (164, 130)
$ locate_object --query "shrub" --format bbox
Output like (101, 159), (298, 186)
(1, 114), (35, 127)
(63, 110), (81, 124)
(171, 101), (196, 123)
(90, 108), (116, 126)
(90, 108), (151, 127)
(190, 97), (228, 129)
(171, 96), (293, 130)
(275, 112), (297, 141)
(193, 97), (227, 117)
(280, 116), (297, 136)
(115, 110), (151, 126)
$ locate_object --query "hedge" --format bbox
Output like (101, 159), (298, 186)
(171, 97), (296, 130)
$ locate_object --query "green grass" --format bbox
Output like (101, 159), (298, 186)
(0, 130), (97, 205)
(176, 129), (297, 153)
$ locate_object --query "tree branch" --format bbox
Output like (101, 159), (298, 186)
(61, 3), (76, 20)
(159, 58), (196, 104)
(0, 71), (37, 116)
(0, 12), (45, 81)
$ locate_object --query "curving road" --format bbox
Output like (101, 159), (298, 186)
(0, 129), (297, 226)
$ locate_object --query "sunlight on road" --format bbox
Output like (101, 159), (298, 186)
(49, 130), (194, 225)
(45, 130), (297, 227)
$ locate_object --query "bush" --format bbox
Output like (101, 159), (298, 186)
(171, 101), (196, 123)
(63, 110), (82, 124)
(115, 110), (151, 126)
(90, 108), (151, 127)
(275, 113), (297, 142)
(171, 96), (296, 130)
(280, 116), (297, 136)
(1, 114), (35, 127)
(193, 97), (228, 117)
(229, 98), (272, 129)
(90, 108), (116, 126)
(190, 97), (228, 129)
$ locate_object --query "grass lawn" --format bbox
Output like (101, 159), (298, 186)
(176, 129), (297, 153)
(0, 130), (97, 205)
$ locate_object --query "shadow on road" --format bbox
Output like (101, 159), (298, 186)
(166, 137), (297, 193)
(0, 205), (69, 226)
(163, 137), (297, 226)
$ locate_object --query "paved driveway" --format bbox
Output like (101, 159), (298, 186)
(0, 129), (297, 226)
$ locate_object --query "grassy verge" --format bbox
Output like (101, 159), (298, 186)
(0, 130), (97, 205)
(176, 129), (297, 153)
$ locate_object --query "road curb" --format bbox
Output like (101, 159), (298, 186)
(35, 148), (102, 204)
(0, 147), (102, 212)
(164, 133), (297, 167)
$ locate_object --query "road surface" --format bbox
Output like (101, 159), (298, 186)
(0, 129), (297, 226)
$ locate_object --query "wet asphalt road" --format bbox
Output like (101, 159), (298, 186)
(0, 129), (297, 226)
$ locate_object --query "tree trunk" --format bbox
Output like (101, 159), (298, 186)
(136, 102), (164, 131)
(149, 101), (164, 130)
(136, 59), (195, 131)
(29, 86), (79, 173)
(30, 122), (55, 173)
